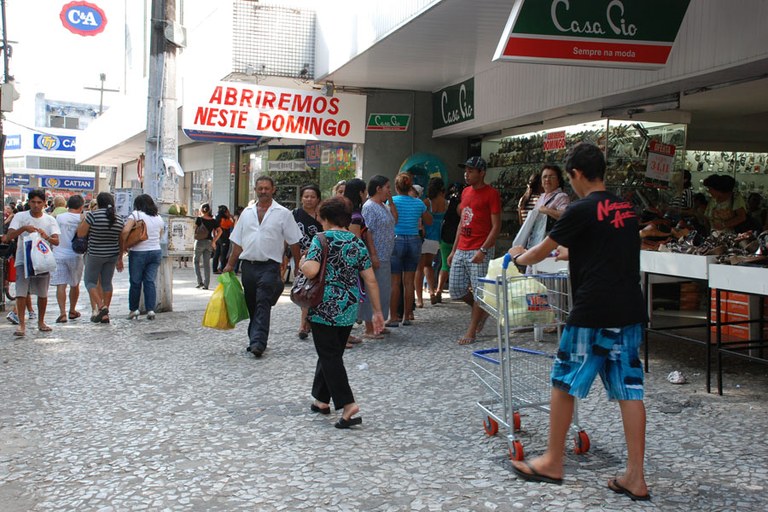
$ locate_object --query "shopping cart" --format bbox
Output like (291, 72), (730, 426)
(471, 253), (590, 461)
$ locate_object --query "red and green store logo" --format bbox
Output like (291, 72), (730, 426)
(494, 0), (691, 69)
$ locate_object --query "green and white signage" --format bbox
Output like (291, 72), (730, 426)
(433, 78), (474, 130)
(366, 113), (411, 132)
(494, 0), (691, 69)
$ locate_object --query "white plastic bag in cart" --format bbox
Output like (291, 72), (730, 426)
(482, 256), (554, 327)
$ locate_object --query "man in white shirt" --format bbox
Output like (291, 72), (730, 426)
(51, 195), (85, 323)
(6, 189), (61, 336)
(223, 176), (301, 357)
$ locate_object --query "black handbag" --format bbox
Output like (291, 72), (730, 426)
(71, 231), (88, 254)
(290, 233), (329, 309)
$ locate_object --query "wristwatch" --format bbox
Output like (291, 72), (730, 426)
(479, 247), (488, 255)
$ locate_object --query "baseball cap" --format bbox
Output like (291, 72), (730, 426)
(458, 156), (487, 172)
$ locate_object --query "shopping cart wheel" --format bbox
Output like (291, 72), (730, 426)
(483, 417), (499, 436)
(573, 431), (590, 454)
(508, 441), (525, 461)
(512, 411), (521, 432)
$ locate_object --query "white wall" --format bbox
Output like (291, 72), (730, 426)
(315, 0), (443, 79)
(437, 0), (768, 136)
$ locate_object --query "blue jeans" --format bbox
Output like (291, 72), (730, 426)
(128, 250), (162, 312)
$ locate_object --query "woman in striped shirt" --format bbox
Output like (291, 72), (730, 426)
(76, 192), (125, 323)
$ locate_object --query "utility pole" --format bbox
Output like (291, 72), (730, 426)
(0, 0), (12, 312)
(145, 0), (181, 312)
(84, 73), (119, 115)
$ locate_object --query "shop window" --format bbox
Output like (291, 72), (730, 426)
(484, 120), (687, 241)
(49, 115), (80, 129)
(191, 169), (214, 213)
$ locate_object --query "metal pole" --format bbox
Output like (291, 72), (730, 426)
(0, 0), (10, 312)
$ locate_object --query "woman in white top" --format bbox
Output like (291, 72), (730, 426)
(120, 194), (165, 320)
(525, 165), (570, 249)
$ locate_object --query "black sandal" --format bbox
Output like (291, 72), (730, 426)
(310, 404), (330, 415)
(334, 416), (362, 429)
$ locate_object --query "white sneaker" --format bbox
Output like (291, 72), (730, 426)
(6, 311), (19, 325)
(147, 311), (156, 320)
(27, 311), (36, 320)
(128, 310), (140, 320)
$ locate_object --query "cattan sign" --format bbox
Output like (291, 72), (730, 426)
(182, 81), (367, 144)
(494, 0), (691, 68)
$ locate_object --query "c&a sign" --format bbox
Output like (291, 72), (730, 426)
(494, 0), (691, 69)
(60, 1), (108, 37)
(33, 134), (77, 152)
(432, 78), (474, 130)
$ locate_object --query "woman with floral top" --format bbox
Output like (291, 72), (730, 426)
(299, 197), (385, 429)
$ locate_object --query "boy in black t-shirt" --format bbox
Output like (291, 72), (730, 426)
(507, 143), (650, 501)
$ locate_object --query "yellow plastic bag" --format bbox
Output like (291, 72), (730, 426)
(202, 283), (233, 330)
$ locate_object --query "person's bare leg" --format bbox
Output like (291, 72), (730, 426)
(56, 284), (67, 318)
(424, 259), (437, 296)
(26, 295), (34, 315)
(611, 400), (649, 497)
(403, 271), (416, 320)
(460, 302), (487, 340)
(37, 297), (50, 330)
(69, 285), (80, 315)
(103, 290), (113, 309)
(511, 387), (574, 479)
(389, 274), (402, 322)
(414, 260), (425, 307)
(88, 287), (102, 315)
(15, 296), (26, 333)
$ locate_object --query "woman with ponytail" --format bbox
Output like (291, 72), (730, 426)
(76, 192), (125, 323)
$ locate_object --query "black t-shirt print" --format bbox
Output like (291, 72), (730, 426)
(548, 191), (646, 328)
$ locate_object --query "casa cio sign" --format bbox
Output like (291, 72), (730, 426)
(494, 0), (691, 69)
(60, 1), (108, 37)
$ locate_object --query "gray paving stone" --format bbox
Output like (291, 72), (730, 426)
(1, 267), (768, 510)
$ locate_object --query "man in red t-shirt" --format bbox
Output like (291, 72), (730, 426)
(447, 157), (501, 345)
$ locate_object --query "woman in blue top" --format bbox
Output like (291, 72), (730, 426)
(415, 177), (447, 307)
(388, 173), (432, 327)
(300, 197), (384, 429)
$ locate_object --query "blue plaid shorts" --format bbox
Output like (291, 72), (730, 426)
(551, 323), (644, 401)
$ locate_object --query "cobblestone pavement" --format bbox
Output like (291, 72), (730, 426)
(1, 267), (768, 511)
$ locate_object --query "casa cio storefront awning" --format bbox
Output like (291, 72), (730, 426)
(76, 94), (193, 167)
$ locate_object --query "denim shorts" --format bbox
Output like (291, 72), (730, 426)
(390, 235), (421, 273)
(551, 323), (644, 401)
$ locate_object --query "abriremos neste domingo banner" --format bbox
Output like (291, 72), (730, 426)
(182, 81), (367, 144)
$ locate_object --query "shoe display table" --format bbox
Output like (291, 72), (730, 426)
(641, 252), (717, 392)
(708, 264), (768, 394)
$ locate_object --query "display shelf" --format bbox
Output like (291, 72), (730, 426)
(640, 251), (717, 280)
(708, 265), (768, 296)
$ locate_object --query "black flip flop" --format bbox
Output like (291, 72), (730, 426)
(334, 416), (362, 429)
(511, 461), (563, 485)
(310, 404), (331, 415)
(608, 478), (651, 501)
(95, 307), (109, 323)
